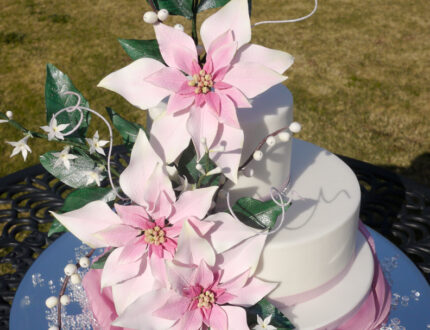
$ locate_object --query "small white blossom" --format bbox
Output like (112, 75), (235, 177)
(41, 117), (69, 141)
(86, 131), (109, 155)
(6, 136), (32, 161)
(254, 314), (277, 330)
(52, 146), (78, 170)
(85, 167), (104, 186)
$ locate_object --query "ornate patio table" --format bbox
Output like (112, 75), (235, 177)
(0, 148), (429, 328)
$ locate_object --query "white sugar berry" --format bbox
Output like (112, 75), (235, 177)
(143, 11), (158, 24)
(60, 295), (71, 306)
(79, 257), (90, 268)
(6, 111), (13, 119)
(289, 122), (302, 133)
(278, 131), (291, 142)
(253, 150), (263, 161)
(266, 136), (276, 146)
(195, 163), (204, 172)
(174, 24), (184, 32)
(243, 167), (254, 177)
(70, 273), (82, 285)
(64, 263), (77, 276)
(45, 296), (58, 308)
(157, 9), (169, 21)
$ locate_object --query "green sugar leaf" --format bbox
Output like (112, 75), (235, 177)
(246, 298), (295, 329)
(118, 39), (165, 63)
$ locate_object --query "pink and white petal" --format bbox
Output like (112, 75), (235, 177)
(217, 234), (266, 282)
(149, 255), (168, 287)
(143, 164), (175, 214)
(223, 62), (287, 98)
(145, 66), (188, 92)
(174, 310), (203, 330)
(221, 305), (249, 330)
(169, 186), (218, 224)
(200, 0), (251, 50)
(119, 129), (162, 206)
(154, 23), (197, 74)
(209, 124), (243, 183)
(217, 86), (251, 108)
(219, 269), (250, 292)
(208, 304), (228, 330)
(187, 105), (220, 160)
(164, 224), (183, 238)
(188, 217), (215, 238)
(207, 30), (234, 57)
(175, 220), (216, 267)
(192, 260), (214, 288)
(51, 201), (121, 248)
(112, 263), (160, 314)
(204, 212), (259, 253)
(205, 92), (222, 116)
(94, 224), (139, 247)
(218, 93), (240, 128)
(150, 105), (191, 163)
(209, 41), (238, 73)
(165, 260), (193, 293)
(233, 44), (294, 74)
(114, 204), (151, 229)
(167, 93), (195, 115)
(153, 293), (190, 321)
(98, 58), (171, 109)
(101, 247), (147, 288)
(112, 289), (175, 330)
(228, 277), (278, 307)
(119, 237), (148, 264)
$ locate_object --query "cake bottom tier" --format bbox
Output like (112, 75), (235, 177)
(272, 226), (392, 329)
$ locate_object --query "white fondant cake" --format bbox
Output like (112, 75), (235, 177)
(227, 84), (293, 203)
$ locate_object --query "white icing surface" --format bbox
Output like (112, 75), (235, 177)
(226, 84), (293, 203)
(278, 231), (374, 330)
(255, 139), (361, 297)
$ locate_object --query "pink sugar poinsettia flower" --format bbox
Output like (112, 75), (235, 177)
(52, 129), (218, 291)
(113, 220), (277, 330)
(98, 0), (293, 182)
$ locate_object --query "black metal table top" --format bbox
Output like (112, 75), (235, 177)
(0, 149), (429, 328)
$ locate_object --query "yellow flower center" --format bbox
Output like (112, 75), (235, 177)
(197, 290), (215, 309)
(144, 226), (166, 245)
(188, 69), (214, 94)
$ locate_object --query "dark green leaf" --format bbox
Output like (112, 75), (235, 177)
(48, 219), (68, 237)
(45, 64), (91, 140)
(91, 250), (114, 269)
(177, 143), (220, 187)
(106, 107), (146, 149)
(118, 39), (165, 64)
(61, 187), (116, 212)
(197, 0), (252, 15)
(147, 0), (194, 19)
(246, 298), (295, 329)
(40, 151), (99, 188)
(232, 197), (291, 230)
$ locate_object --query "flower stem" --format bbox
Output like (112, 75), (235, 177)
(191, 0), (198, 46)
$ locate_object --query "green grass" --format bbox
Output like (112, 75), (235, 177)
(0, 0), (429, 184)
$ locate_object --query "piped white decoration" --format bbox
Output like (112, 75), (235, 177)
(174, 23), (184, 31)
(60, 295), (71, 306)
(253, 150), (263, 161)
(143, 11), (158, 24)
(48, 326), (59, 330)
(206, 167), (222, 176)
(45, 296), (58, 309)
(157, 9), (169, 21)
(79, 257), (90, 268)
(6, 110), (13, 119)
(70, 273), (82, 285)
(289, 121), (302, 133)
(266, 136), (276, 146)
(64, 264), (77, 276)
(278, 131), (291, 142)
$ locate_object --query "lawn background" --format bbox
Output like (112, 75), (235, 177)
(0, 0), (429, 184)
